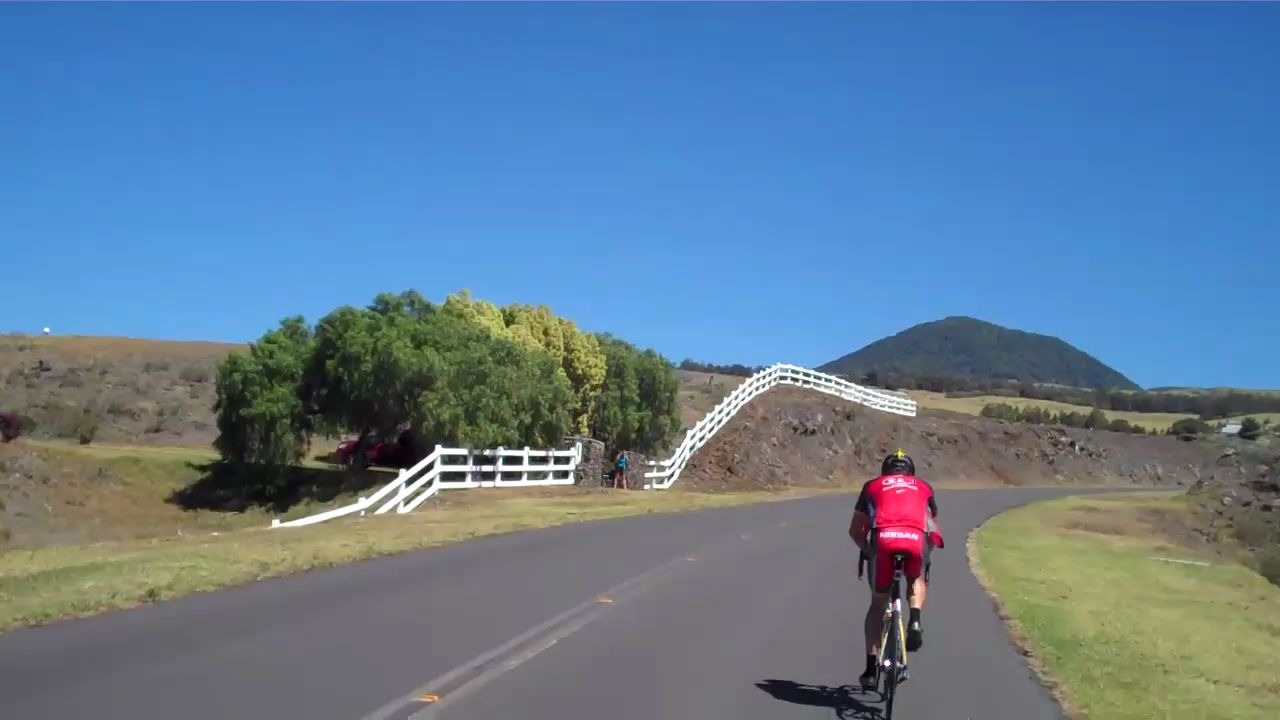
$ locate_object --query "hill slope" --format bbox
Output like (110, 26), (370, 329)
(819, 316), (1140, 391)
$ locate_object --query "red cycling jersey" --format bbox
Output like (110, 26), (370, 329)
(854, 473), (940, 592)
(854, 473), (938, 532)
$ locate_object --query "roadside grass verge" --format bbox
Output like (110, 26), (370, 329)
(0, 486), (819, 634)
(970, 492), (1280, 720)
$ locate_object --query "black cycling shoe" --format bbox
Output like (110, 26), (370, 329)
(906, 619), (924, 652)
(859, 667), (877, 691)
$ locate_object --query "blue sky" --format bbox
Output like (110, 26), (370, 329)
(3, 3), (1277, 389)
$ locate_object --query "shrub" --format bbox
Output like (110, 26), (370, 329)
(105, 399), (141, 419)
(1108, 418), (1133, 434)
(1239, 417), (1263, 441)
(1259, 547), (1280, 588)
(1083, 408), (1109, 430)
(1170, 418), (1211, 437)
(0, 412), (22, 441)
(179, 364), (212, 384)
(58, 373), (85, 388)
(1234, 512), (1278, 548)
(76, 412), (99, 445)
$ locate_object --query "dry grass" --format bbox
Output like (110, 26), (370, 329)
(909, 390), (1194, 431)
(674, 369), (746, 431)
(971, 492), (1280, 720)
(1, 334), (241, 447)
(0, 440), (388, 555)
(0, 486), (818, 633)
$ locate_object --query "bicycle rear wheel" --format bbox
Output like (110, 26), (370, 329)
(883, 555), (908, 718)
(883, 603), (899, 718)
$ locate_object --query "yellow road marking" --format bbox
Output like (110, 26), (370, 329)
(417, 694), (439, 703)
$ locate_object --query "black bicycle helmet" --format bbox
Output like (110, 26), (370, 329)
(881, 448), (915, 476)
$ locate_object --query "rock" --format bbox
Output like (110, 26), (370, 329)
(1222, 496), (1233, 507)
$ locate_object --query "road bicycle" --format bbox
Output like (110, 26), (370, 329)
(858, 551), (911, 719)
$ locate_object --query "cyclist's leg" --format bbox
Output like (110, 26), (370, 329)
(861, 536), (891, 688)
(909, 538), (929, 612)
(896, 529), (928, 651)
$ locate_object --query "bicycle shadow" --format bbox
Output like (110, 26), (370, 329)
(755, 678), (886, 720)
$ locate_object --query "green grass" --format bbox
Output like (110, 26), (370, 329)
(0, 485), (822, 634)
(971, 492), (1280, 720)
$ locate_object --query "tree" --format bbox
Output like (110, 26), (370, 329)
(559, 318), (607, 433)
(304, 297), (449, 463)
(981, 403), (1022, 422)
(410, 312), (573, 448)
(214, 288), (673, 489)
(1084, 408), (1109, 430)
(443, 290), (606, 434)
(1239, 417), (1263, 441)
(590, 335), (680, 454)
(213, 316), (316, 492)
(1021, 406), (1050, 425)
(1170, 417), (1211, 437)
(1108, 418), (1133, 434)
(1056, 411), (1086, 428)
(307, 292), (575, 453)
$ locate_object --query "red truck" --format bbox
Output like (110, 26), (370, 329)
(0, 411), (21, 442)
(334, 430), (419, 469)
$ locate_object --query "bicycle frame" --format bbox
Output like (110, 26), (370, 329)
(858, 552), (909, 670)
(862, 552), (908, 718)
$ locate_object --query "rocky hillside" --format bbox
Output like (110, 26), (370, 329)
(679, 387), (1224, 492)
(1185, 444), (1279, 581)
(820, 316), (1140, 390)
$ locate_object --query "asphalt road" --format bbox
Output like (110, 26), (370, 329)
(0, 487), (1081, 720)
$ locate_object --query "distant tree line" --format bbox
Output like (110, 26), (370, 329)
(677, 359), (765, 377)
(979, 402), (1155, 435)
(852, 367), (1280, 421)
(980, 402), (1274, 441)
(213, 289), (680, 496)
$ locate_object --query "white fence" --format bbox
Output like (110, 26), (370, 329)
(270, 363), (915, 527)
(642, 363), (916, 489)
(271, 444), (582, 528)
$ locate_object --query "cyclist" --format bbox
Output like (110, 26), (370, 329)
(849, 449), (944, 690)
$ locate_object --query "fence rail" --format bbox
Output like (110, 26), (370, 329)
(270, 363), (914, 527)
(271, 444), (581, 528)
(642, 363), (916, 489)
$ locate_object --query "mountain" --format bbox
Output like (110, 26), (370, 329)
(818, 316), (1141, 391)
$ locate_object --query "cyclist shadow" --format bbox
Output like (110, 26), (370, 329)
(755, 678), (886, 720)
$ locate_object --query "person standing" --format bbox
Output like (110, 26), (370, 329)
(613, 449), (630, 489)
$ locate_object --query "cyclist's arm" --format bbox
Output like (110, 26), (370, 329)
(849, 483), (873, 551)
(923, 480), (945, 548)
